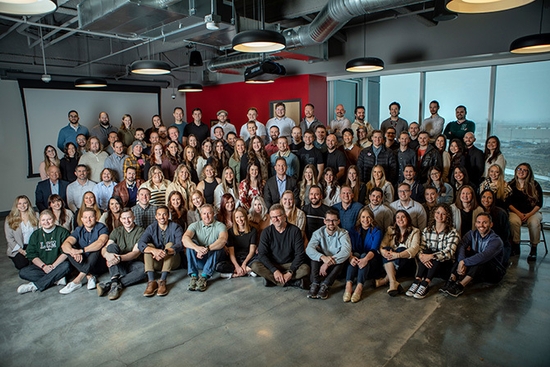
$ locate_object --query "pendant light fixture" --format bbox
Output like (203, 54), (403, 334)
(232, 0), (286, 53)
(0, 0), (57, 16)
(346, 16), (384, 73)
(178, 83), (203, 92)
(510, 0), (550, 54)
(446, 0), (533, 13)
(75, 78), (107, 88)
(131, 60), (171, 75)
(75, 38), (107, 88)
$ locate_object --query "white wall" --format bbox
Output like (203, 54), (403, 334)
(0, 80), (40, 213)
(0, 81), (186, 213)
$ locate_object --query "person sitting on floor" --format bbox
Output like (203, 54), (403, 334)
(97, 208), (145, 300)
(305, 209), (351, 300)
(251, 204), (310, 288)
(16, 210), (71, 294)
(442, 212), (506, 297)
(60, 208), (109, 294)
(138, 205), (183, 297)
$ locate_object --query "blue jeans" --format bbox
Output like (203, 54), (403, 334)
(346, 252), (381, 284)
(19, 262), (71, 291)
(187, 248), (222, 277)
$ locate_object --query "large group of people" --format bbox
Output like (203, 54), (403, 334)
(4, 101), (542, 302)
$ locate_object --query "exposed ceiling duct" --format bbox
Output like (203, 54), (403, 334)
(208, 0), (429, 73)
(0, 0), (440, 81)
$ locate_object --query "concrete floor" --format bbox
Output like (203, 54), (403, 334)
(1, 220), (549, 367)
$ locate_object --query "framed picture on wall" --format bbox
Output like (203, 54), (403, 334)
(269, 99), (301, 124)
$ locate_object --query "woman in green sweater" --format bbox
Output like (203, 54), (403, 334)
(17, 210), (71, 294)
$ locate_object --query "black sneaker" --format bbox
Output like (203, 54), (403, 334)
(406, 280), (420, 297)
(317, 284), (329, 300)
(447, 282), (464, 297)
(439, 280), (453, 294)
(413, 281), (429, 299)
(307, 283), (320, 299)
(527, 248), (537, 262)
(263, 278), (275, 287)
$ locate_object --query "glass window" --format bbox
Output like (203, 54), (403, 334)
(494, 60), (550, 189)
(425, 67), (491, 143)
(379, 73), (420, 126)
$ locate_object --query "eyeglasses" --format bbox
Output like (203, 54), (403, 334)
(324, 219), (338, 223)
(398, 190), (410, 193)
(270, 214), (284, 220)
(516, 167), (529, 172)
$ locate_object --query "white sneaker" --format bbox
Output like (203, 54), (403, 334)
(220, 273), (233, 279)
(17, 282), (38, 294)
(248, 271), (258, 277)
(87, 276), (97, 290)
(59, 282), (82, 294)
(56, 277), (67, 286)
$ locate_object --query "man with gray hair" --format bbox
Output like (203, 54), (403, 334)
(251, 204), (310, 288)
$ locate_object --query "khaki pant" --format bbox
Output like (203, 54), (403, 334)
(251, 262), (310, 286)
(143, 242), (181, 273)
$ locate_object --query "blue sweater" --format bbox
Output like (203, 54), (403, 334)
(458, 229), (503, 267)
(349, 226), (382, 255)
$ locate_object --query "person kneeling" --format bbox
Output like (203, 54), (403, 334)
(98, 208), (145, 300)
(138, 206), (183, 297)
(306, 209), (351, 300)
(17, 210), (71, 294)
(443, 212), (506, 297)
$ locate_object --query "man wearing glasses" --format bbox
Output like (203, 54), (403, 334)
(57, 110), (89, 150)
(306, 209), (351, 300)
(251, 204), (310, 288)
(390, 182), (427, 230)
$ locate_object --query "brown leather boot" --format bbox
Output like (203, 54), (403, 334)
(143, 281), (158, 297)
(157, 280), (168, 296)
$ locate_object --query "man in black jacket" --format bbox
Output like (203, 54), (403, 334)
(357, 130), (397, 185)
(416, 131), (442, 184)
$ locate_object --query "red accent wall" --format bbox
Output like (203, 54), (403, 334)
(185, 74), (327, 132)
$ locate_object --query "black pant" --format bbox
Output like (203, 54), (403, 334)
(451, 250), (506, 284)
(10, 253), (29, 270)
(67, 251), (105, 276)
(310, 260), (343, 286)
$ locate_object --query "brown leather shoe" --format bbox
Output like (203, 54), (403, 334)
(143, 281), (158, 297)
(157, 280), (168, 296)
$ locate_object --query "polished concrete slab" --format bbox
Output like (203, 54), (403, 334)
(1, 220), (549, 367)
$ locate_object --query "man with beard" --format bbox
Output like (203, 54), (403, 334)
(90, 111), (118, 147)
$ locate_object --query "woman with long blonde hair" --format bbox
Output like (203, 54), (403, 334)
(166, 164), (196, 210)
(5, 195), (39, 269)
(366, 165), (393, 205)
(478, 163), (511, 209)
(280, 190), (306, 235)
(76, 191), (102, 226)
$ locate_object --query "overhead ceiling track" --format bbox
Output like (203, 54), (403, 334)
(0, 14), (146, 42)
(75, 21), (207, 70)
